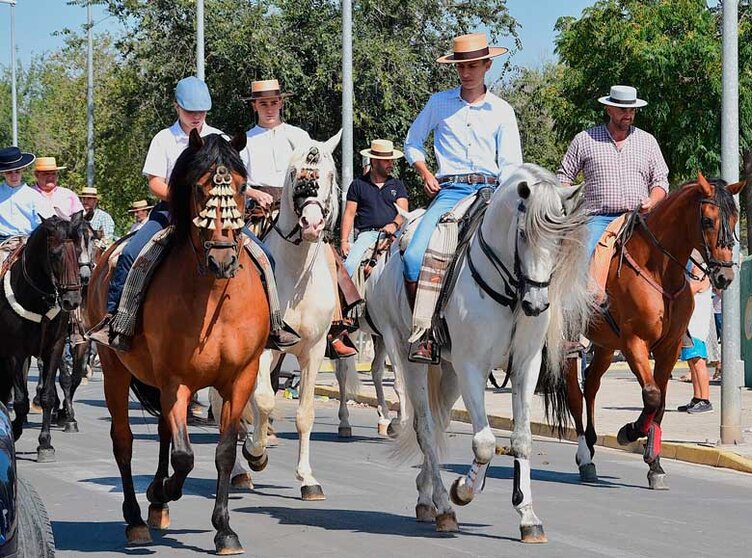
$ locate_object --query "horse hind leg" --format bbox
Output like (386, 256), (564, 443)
(243, 350), (275, 474)
(146, 416), (172, 529)
(334, 357), (354, 438)
(370, 337), (392, 437)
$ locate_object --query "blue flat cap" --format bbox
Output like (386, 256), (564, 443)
(175, 76), (212, 111)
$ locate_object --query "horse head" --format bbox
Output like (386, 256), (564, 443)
(170, 130), (248, 279)
(694, 172), (744, 290)
(282, 130), (341, 242)
(499, 165), (587, 317)
(31, 212), (85, 312)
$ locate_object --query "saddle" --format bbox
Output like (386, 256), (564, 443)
(589, 214), (628, 303)
(0, 236), (26, 278)
(407, 187), (495, 348)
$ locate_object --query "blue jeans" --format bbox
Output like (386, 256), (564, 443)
(106, 202), (274, 314)
(587, 213), (621, 259)
(344, 230), (381, 276)
(403, 182), (480, 281)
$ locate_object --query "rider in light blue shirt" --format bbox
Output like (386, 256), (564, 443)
(0, 147), (50, 241)
(402, 33), (522, 362)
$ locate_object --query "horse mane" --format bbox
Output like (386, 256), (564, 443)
(168, 133), (247, 241)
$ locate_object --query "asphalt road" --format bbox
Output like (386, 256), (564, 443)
(14, 374), (752, 558)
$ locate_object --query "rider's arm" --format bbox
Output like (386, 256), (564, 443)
(405, 96), (440, 197)
(496, 105), (523, 183)
(148, 175), (170, 201)
(340, 200), (357, 248)
(557, 133), (583, 187)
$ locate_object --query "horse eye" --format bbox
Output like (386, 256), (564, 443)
(702, 217), (714, 229)
(519, 230), (528, 242)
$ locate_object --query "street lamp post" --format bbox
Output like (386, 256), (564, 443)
(341, 0), (353, 216)
(0, 0), (17, 146)
(197, 0), (205, 80)
(87, 2), (94, 189)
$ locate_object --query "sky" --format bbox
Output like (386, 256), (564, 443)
(0, 0), (598, 72)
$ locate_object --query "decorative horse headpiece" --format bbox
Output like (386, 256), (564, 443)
(193, 165), (245, 231)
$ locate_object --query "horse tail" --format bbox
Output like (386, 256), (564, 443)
(129, 376), (162, 418)
(538, 346), (571, 439)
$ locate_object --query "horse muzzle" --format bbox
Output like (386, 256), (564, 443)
(710, 266), (735, 291)
(207, 251), (239, 279)
(520, 286), (550, 317)
(59, 290), (82, 312)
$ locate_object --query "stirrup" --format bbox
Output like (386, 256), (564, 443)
(408, 335), (440, 365)
(266, 322), (301, 350)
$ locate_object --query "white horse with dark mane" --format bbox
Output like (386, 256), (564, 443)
(211, 132), (342, 500)
(367, 164), (593, 541)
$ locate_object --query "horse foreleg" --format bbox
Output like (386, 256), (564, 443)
(145, 416), (172, 529)
(617, 340), (661, 454)
(37, 329), (66, 463)
(449, 361), (494, 508)
(294, 341), (327, 500)
(334, 357), (354, 438)
(244, 350), (275, 474)
(158, 384), (194, 503)
(507, 343), (548, 543)
(578, 347), (613, 482)
(101, 355), (151, 545)
(9, 356), (29, 441)
(371, 337), (391, 437)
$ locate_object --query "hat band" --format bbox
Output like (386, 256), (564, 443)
(370, 149), (394, 157)
(0, 154), (23, 165)
(252, 89), (282, 99)
(452, 46), (490, 61)
(607, 96), (638, 105)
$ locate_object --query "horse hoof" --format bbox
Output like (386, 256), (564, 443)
(64, 421), (79, 433)
(435, 511), (459, 533)
(231, 473), (254, 490)
(377, 422), (389, 437)
(415, 503), (437, 522)
(648, 473), (669, 491)
(521, 524), (547, 543)
(215, 532), (243, 555)
(126, 523), (152, 545)
(616, 424), (630, 446)
(449, 477), (472, 506)
(37, 448), (55, 463)
(247, 451), (268, 472)
(387, 419), (401, 439)
(301, 484), (326, 501)
(578, 463), (598, 483)
(147, 504), (170, 529)
(338, 426), (352, 438)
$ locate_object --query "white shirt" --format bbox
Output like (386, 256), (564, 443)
(404, 87), (522, 183)
(241, 123), (311, 188)
(142, 120), (224, 182)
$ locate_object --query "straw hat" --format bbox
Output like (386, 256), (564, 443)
(437, 33), (508, 64)
(34, 157), (66, 172)
(128, 199), (154, 213)
(598, 85), (647, 108)
(0, 146), (35, 173)
(79, 186), (100, 199)
(245, 79), (292, 101)
(359, 139), (404, 160)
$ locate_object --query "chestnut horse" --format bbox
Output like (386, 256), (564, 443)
(86, 131), (269, 554)
(566, 173), (744, 490)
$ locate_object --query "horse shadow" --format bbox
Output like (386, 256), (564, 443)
(441, 462), (642, 490)
(52, 519), (210, 554)
(274, 430), (388, 445)
(235, 505), (517, 542)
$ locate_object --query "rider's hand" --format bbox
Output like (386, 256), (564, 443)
(248, 188), (274, 209)
(340, 240), (350, 257)
(380, 222), (399, 236)
(422, 171), (441, 198)
(640, 197), (655, 212)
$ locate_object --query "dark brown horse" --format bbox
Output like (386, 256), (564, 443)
(86, 131), (269, 554)
(566, 173), (744, 489)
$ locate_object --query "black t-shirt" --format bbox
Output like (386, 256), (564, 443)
(346, 174), (409, 231)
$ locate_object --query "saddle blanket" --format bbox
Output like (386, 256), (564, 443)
(589, 214), (628, 303)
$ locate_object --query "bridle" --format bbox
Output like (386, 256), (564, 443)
(694, 197), (735, 276)
(22, 234), (81, 307)
(272, 146), (335, 245)
(191, 163), (246, 272)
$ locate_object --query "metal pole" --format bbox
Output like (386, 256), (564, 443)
(9, 0), (17, 146)
(86, 2), (94, 189)
(341, 0), (353, 216)
(720, 0), (743, 445)
(196, 0), (205, 80)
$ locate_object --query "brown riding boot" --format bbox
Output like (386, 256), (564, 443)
(326, 324), (358, 359)
(404, 280), (436, 363)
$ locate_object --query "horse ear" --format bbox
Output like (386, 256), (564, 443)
(697, 171), (713, 197)
(70, 210), (84, 227)
(322, 129), (343, 154)
(189, 128), (204, 150)
(230, 131), (247, 152)
(517, 180), (530, 199)
(727, 179), (746, 196)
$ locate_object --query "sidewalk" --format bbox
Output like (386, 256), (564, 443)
(314, 360), (752, 474)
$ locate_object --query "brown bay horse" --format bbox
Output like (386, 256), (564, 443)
(566, 173), (744, 490)
(86, 131), (269, 554)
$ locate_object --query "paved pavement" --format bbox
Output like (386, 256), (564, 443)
(15, 374), (752, 557)
(315, 359), (752, 473)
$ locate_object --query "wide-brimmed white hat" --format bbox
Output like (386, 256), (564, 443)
(437, 33), (508, 64)
(359, 139), (404, 160)
(598, 85), (647, 108)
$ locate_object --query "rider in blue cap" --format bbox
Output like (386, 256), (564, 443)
(88, 76), (299, 351)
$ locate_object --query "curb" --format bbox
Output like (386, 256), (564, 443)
(313, 385), (752, 475)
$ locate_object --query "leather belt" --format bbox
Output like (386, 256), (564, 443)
(438, 174), (497, 185)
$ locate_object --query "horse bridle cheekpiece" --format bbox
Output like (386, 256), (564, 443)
(23, 236), (81, 308)
(695, 197), (735, 276)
